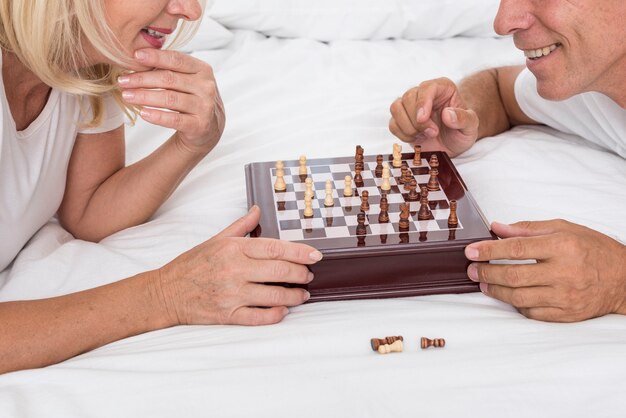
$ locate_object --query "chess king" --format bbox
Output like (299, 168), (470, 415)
(389, 0), (626, 322)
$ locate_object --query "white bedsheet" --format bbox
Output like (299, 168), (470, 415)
(1, 29), (625, 418)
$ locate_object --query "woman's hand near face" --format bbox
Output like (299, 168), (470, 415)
(118, 48), (225, 155)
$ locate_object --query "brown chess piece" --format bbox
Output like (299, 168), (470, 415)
(427, 168), (440, 191)
(448, 199), (458, 227)
(428, 154), (439, 168)
(413, 144), (422, 166)
(356, 212), (367, 236)
(370, 335), (404, 351)
(378, 195), (389, 223)
(354, 166), (364, 187)
(398, 165), (408, 185)
(421, 337), (445, 349)
(418, 188), (432, 220)
(399, 203), (410, 231)
(360, 190), (370, 212)
(407, 179), (419, 201)
(375, 154), (384, 178)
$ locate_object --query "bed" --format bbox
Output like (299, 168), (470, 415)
(1, 1), (625, 416)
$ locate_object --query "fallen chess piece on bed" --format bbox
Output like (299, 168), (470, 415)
(421, 337), (446, 349)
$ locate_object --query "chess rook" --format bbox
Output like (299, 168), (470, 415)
(421, 337), (445, 349)
(448, 200), (458, 227)
(413, 144), (422, 166)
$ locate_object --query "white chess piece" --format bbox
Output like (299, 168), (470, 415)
(343, 175), (353, 197)
(305, 177), (314, 199)
(299, 155), (307, 176)
(381, 163), (391, 191)
(303, 193), (314, 217)
(274, 160), (287, 191)
(392, 143), (402, 168)
(324, 179), (334, 207)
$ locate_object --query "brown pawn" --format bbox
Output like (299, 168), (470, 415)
(356, 212), (367, 236)
(398, 165), (408, 185)
(418, 187), (432, 220)
(399, 203), (410, 231)
(421, 337), (445, 349)
(354, 166), (364, 187)
(378, 196), (389, 223)
(407, 179), (419, 201)
(374, 154), (384, 178)
(448, 199), (458, 227)
(413, 144), (422, 166)
(360, 190), (370, 211)
(427, 168), (440, 191)
(428, 154), (439, 168)
(370, 335), (404, 351)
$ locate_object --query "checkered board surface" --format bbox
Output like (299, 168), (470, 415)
(269, 157), (461, 242)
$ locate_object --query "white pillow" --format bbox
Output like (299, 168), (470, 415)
(176, 15), (234, 52)
(207, 0), (500, 41)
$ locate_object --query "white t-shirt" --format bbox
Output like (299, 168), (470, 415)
(514, 68), (626, 159)
(0, 63), (125, 271)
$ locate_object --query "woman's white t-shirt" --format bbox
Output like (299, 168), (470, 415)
(515, 68), (626, 159)
(0, 64), (125, 271)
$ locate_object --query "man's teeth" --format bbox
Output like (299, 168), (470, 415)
(146, 28), (165, 39)
(524, 44), (558, 59)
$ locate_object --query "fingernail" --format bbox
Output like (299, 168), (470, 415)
(303, 291), (311, 301)
(122, 90), (135, 100)
(309, 250), (323, 262)
(465, 246), (479, 260)
(139, 108), (150, 118)
(117, 76), (130, 85)
(417, 108), (425, 120)
(479, 282), (489, 295)
(248, 205), (258, 214)
(447, 108), (457, 123)
(467, 263), (478, 281)
(135, 50), (148, 61)
(307, 272), (314, 283)
(424, 128), (436, 137)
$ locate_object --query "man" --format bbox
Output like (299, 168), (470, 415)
(389, 0), (626, 322)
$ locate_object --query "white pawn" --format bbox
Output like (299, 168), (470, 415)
(343, 175), (353, 197)
(274, 160), (286, 191)
(381, 163), (391, 191)
(392, 143), (403, 168)
(299, 155), (307, 176)
(324, 179), (334, 207)
(378, 339), (403, 354)
(305, 177), (314, 199)
(303, 193), (314, 218)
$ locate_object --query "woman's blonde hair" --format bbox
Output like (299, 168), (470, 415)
(0, 0), (205, 127)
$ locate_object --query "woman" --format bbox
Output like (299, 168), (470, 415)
(0, 0), (321, 374)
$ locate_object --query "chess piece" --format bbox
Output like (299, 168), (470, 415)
(399, 203), (410, 231)
(303, 194), (314, 218)
(324, 180), (334, 207)
(427, 168), (440, 191)
(375, 155), (384, 178)
(355, 145), (364, 160)
(299, 155), (307, 176)
(421, 337), (445, 349)
(370, 336), (404, 351)
(419, 231), (428, 242)
(343, 175), (353, 197)
(360, 190), (370, 212)
(399, 232), (409, 244)
(428, 154), (439, 168)
(448, 200), (458, 227)
(392, 143), (403, 168)
(378, 195), (389, 223)
(305, 177), (314, 199)
(418, 187), (432, 220)
(378, 339), (403, 354)
(355, 145), (365, 172)
(354, 165), (364, 187)
(407, 179), (419, 201)
(274, 160), (287, 191)
(381, 164), (391, 191)
(413, 144), (422, 166)
(356, 212), (367, 236)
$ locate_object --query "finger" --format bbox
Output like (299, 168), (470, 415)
(441, 107), (479, 138)
(389, 118), (417, 142)
(242, 238), (323, 265)
(135, 48), (205, 74)
(491, 219), (573, 239)
(216, 206), (263, 238)
(465, 234), (559, 262)
(518, 307), (573, 323)
(389, 99), (418, 137)
(414, 79), (455, 123)
(467, 262), (548, 287)
(481, 282), (557, 309)
(119, 70), (211, 94)
(230, 306), (289, 326)
(244, 282), (311, 307)
(124, 88), (199, 113)
(139, 107), (203, 133)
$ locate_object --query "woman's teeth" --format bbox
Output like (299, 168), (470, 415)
(144, 28), (165, 39)
(524, 43), (559, 59)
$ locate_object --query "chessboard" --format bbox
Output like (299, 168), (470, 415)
(244, 145), (496, 302)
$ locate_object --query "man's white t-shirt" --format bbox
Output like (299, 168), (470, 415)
(0, 64), (125, 271)
(514, 68), (626, 159)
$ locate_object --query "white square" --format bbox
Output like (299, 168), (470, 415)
(417, 220), (440, 231)
(369, 223), (394, 235)
(321, 207), (345, 218)
(325, 226), (351, 238)
(301, 218), (325, 229)
(276, 209), (301, 221)
(296, 199), (320, 210)
(338, 196), (361, 207)
(280, 229), (304, 241)
(386, 194), (405, 204)
(274, 191), (296, 201)
(311, 172), (334, 182)
(431, 208), (450, 220)
(329, 163), (351, 173)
